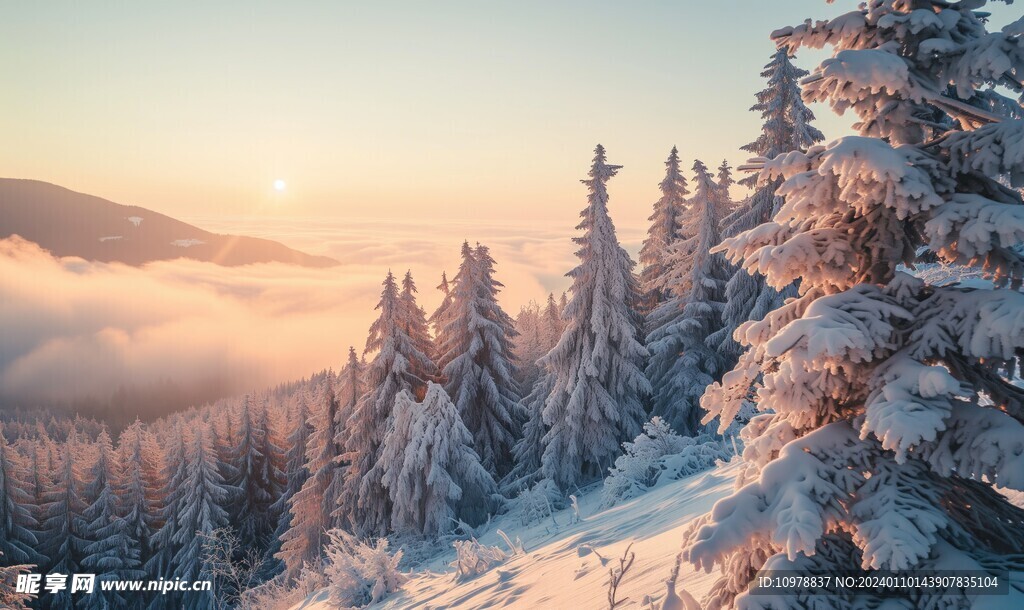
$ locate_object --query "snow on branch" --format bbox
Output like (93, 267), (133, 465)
(863, 354), (967, 463)
(940, 120), (1024, 185)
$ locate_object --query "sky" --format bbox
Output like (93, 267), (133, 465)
(0, 0), (871, 231)
(2, 1), (1020, 417)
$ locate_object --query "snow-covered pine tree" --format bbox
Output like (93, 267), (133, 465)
(328, 349), (363, 529)
(343, 271), (435, 536)
(503, 374), (553, 493)
(212, 407), (240, 492)
(539, 145), (650, 489)
(172, 423), (231, 610)
(710, 47), (824, 365)
(24, 437), (50, 566)
(377, 383), (496, 536)
(512, 294), (566, 396)
(39, 433), (88, 608)
(435, 242), (477, 371)
(255, 399), (286, 555)
(0, 424), (39, 567)
(143, 421), (185, 605)
(430, 271), (453, 341)
(716, 159), (734, 194)
(400, 270), (436, 380)
(511, 300), (544, 390)
(227, 395), (283, 556)
(436, 242), (521, 477)
(267, 393), (312, 577)
(277, 378), (340, 578)
(639, 146), (690, 310)
(117, 420), (160, 579)
(146, 423), (186, 609)
(81, 429), (144, 610)
(646, 159), (731, 436)
(687, 3), (1024, 608)
(542, 292), (563, 349)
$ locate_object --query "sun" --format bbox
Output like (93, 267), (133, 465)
(273, 179), (287, 192)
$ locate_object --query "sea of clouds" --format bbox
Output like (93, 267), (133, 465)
(0, 217), (642, 418)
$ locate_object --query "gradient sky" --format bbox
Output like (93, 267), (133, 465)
(1, 1), (1018, 233)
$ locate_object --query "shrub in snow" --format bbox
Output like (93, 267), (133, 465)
(513, 478), (564, 527)
(686, 3), (1024, 608)
(450, 531), (523, 581)
(602, 418), (728, 508)
(606, 543), (636, 609)
(240, 560), (327, 610)
(323, 529), (407, 608)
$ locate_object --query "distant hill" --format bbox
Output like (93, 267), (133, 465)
(0, 178), (338, 267)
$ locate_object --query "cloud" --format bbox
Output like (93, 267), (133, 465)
(0, 215), (641, 419)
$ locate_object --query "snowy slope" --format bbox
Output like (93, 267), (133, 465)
(292, 462), (739, 610)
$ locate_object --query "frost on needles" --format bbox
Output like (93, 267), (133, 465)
(684, 2), (1024, 609)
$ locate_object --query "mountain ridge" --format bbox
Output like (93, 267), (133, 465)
(0, 178), (339, 267)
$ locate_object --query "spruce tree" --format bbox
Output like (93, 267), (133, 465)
(172, 423), (231, 610)
(688, 3), (1024, 607)
(511, 300), (545, 391)
(639, 146), (690, 310)
(227, 395), (283, 555)
(716, 159), (734, 196)
(400, 270), (436, 379)
(39, 434), (88, 608)
(117, 420), (159, 582)
(436, 242), (521, 477)
(81, 430), (143, 610)
(24, 437), (50, 567)
(429, 271), (453, 352)
(0, 424), (38, 566)
(503, 374), (553, 493)
(541, 292), (563, 349)
(646, 160), (732, 435)
(145, 423), (187, 609)
(267, 393), (312, 577)
(254, 399), (286, 549)
(328, 348), (363, 529)
(277, 378), (339, 577)
(343, 271), (435, 536)
(377, 383), (496, 536)
(711, 48), (824, 365)
(538, 145), (650, 489)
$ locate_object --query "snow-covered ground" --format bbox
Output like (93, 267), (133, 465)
(292, 462), (739, 610)
(171, 238), (205, 247)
